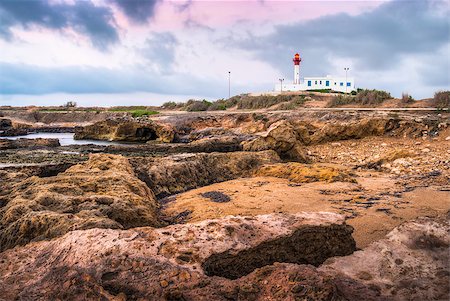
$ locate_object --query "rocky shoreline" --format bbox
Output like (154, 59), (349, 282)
(0, 109), (448, 300)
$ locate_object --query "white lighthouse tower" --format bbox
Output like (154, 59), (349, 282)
(293, 53), (301, 84)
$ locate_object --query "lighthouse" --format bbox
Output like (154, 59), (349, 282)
(274, 52), (356, 93)
(293, 53), (301, 84)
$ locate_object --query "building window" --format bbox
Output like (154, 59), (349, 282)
(307, 80), (311, 86)
(334, 82), (336, 85)
(319, 81), (322, 85)
(315, 81), (317, 84)
(346, 82), (351, 87)
(325, 81), (329, 87)
(340, 82), (344, 86)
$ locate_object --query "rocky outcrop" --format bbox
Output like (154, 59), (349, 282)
(0, 138), (60, 150)
(308, 118), (389, 144)
(187, 127), (234, 141)
(0, 118), (30, 136)
(0, 117), (12, 130)
(256, 163), (356, 183)
(320, 215), (450, 301)
(242, 120), (309, 162)
(74, 118), (175, 143)
(130, 150), (280, 198)
(0, 154), (160, 252)
(0, 213), (446, 300)
(242, 118), (446, 158)
(104, 135), (245, 155)
(0, 212), (357, 300)
(1, 110), (123, 124)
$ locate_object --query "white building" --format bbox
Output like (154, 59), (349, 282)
(275, 53), (356, 93)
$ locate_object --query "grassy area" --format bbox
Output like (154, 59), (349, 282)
(106, 106), (159, 117)
(108, 106), (147, 112)
(129, 110), (159, 117)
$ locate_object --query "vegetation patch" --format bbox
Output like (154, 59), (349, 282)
(327, 89), (392, 107)
(130, 110), (159, 117)
(431, 91), (450, 109)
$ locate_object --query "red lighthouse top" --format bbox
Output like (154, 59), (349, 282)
(293, 53), (301, 65)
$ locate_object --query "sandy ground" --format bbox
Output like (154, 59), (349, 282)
(161, 175), (450, 249)
(161, 133), (450, 249)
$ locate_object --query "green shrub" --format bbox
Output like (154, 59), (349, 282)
(185, 100), (212, 111)
(208, 102), (227, 111)
(327, 89), (391, 107)
(161, 101), (179, 109)
(327, 95), (355, 107)
(431, 91), (450, 109)
(355, 89), (391, 105)
(401, 93), (415, 104)
(235, 94), (296, 109)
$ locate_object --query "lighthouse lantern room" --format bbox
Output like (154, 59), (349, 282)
(293, 53), (301, 84)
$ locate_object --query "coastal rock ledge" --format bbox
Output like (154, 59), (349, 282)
(0, 212), (356, 300)
(74, 118), (175, 143)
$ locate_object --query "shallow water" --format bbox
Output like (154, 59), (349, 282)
(3, 132), (128, 146)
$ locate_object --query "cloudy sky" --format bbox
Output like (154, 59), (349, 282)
(0, 0), (448, 106)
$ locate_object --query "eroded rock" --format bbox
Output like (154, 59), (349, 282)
(0, 212), (356, 300)
(256, 163), (356, 183)
(0, 154), (160, 252)
(74, 118), (175, 143)
(320, 215), (450, 301)
(0, 138), (60, 150)
(130, 150), (280, 198)
(242, 120), (309, 162)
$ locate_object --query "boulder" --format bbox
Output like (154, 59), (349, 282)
(242, 120), (309, 162)
(130, 150), (280, 198)
(0, 212), (357, 300)
(74, 118), (175, 143)
(0, 154), (160, 252)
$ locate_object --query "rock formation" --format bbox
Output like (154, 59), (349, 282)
(0, 117), (12, 130)
(74, 118), (175, 143)
(130, 150), (280, 198)
(320, 216), (450, 301)
(256, 163), (356, 183)
(242, 120), (309, 162)
(0, 212), (356, 300)
(0, 154), (160, 252)
(0, 138), (60, 150)
(0, 213), (446, 300)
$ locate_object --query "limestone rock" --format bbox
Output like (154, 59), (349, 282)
(256, 163), (356, 183)
(0, 118), (12, 130)
(242, 120), (309, 162)
(74, 118), (175, 143)
(0, 154), (160, 252)
(130, 150), (280, 198)
(0, 138), (60, 150)
(187, 127), (233, 141)
(320, 216), (450, 301)
(0, 212), (356, 300)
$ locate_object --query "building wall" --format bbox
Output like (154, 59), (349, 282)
(275, 76), (356, 93)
